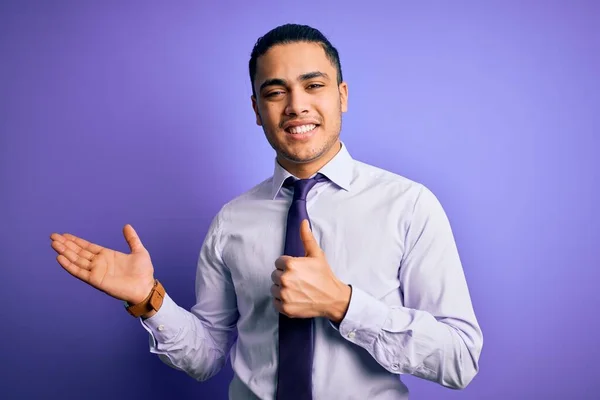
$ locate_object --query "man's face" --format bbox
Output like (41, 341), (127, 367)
(251, 42), (348, 170)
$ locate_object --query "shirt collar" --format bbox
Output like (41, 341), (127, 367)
(270, 141), (353, 199)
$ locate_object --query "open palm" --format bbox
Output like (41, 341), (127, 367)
(50, 224), (155, 305)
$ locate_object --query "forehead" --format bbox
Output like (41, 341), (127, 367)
(255, 42), (335, 81)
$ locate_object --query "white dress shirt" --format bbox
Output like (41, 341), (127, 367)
(140, 142), (483, 399)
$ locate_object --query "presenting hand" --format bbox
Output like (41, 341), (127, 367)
(50, 224), (155, 305)
(271, 220), (351, 323)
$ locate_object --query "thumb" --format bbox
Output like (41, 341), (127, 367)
(123, 224), (145, 253)
(300, 219), (322, 258)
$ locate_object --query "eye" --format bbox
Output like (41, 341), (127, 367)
(307, 84), (324, 89)
(265, 90), (285, 98)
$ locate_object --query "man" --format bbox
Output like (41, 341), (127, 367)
(50, 24), (483, 399)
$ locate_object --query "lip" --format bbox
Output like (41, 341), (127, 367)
(285, 125), (318, 141)
(282, 119), (320, 131)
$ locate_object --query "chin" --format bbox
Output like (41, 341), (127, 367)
(280, 144), (329, 164)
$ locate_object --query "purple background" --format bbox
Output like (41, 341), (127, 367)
(1, 1), (598, 399)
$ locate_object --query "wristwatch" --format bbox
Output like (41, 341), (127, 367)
(124, 279), (165, 318)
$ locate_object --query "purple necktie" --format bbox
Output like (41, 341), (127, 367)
(276, 173), (327, 400)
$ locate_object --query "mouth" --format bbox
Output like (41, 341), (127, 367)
(284, 124), (319, 140)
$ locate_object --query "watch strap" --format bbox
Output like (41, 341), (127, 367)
(125, 279), (165, 318)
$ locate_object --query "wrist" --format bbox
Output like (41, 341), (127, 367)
(326, 282), (352, 324)
(125, 279), (166, 318)
(129, 278), (156, 305)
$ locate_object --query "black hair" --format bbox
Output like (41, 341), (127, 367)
(249, 23), (343, 96)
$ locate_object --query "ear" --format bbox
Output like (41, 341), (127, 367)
(339, 81), (348, 113)
(251, 95), (262, 126)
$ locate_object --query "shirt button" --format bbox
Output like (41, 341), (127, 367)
(157, 324), (165, 331)
(391, 363), (399, 370)
(347, 330), (356, 339)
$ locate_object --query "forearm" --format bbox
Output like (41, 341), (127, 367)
(140, 293), (236, 382)
(335, 286), (482, 389)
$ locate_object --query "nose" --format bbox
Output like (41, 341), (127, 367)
(284, 89), (310, 116)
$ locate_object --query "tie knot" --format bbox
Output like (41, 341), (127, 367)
(284, 173), (327, 201)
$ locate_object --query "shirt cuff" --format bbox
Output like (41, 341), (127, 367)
(335, 286), (389, 347)
(139, 293), (184, 345)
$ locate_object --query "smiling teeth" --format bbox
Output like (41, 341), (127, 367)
(288, 124), (316, 134)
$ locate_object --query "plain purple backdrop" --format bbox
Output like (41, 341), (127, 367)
(1, 1), (598, 399)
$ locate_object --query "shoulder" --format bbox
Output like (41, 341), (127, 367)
(351, 159), (446, 216)
(210, 175), (274, 225)
(353, 159), (424, 198)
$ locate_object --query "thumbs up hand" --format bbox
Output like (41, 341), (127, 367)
(271, 220), (352, 323)
(50, 224), (156, 305)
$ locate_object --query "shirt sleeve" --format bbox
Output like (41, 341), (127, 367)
(140, 210), (239, 382)
(333, 184), (483, 389)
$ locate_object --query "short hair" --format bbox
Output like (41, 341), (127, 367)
(249, 23), (343, 96)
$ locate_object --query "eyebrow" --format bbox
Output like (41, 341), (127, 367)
(258, 71), (330, 93)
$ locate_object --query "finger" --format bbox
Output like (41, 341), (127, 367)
(61, 233), (104, 254)
(123, 224), (145, 253)
(51, 234), (94, 260)
(272, 297), (283, 313)
(275, 255), (293, 271)
(50, 239), (64, 254)
(50, 233), (65, 242)
(271, 269), (283, 285)
(299, 219), (321, 257)
(63, 239), (95, 261)
(51, 241), (92, 270)
(270, 284), (281, 300)
(274, 299), (294, 318)
(51, 233), (84, 253)
(56, 254), (91, 283)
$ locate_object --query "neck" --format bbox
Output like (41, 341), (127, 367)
(278, 140), (341, 179)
